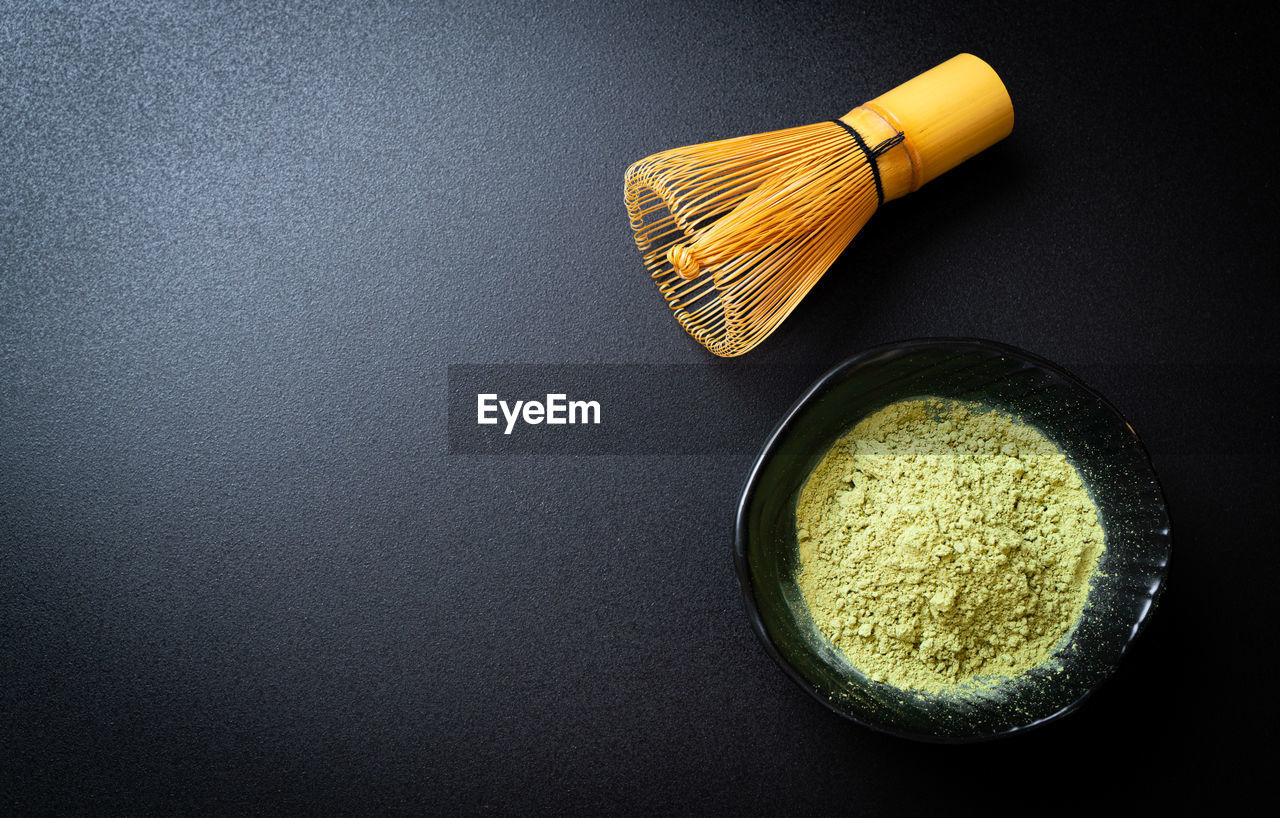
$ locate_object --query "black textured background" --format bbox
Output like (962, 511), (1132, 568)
(3, 0), (1277, 813)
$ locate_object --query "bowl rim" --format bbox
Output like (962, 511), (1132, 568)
(733, 337), (1172, 743)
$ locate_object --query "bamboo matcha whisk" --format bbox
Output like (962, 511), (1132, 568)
(624, 53), (1014, 357)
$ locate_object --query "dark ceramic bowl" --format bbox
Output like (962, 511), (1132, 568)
(735, 339), (1170, 742)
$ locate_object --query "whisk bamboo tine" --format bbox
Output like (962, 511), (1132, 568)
(624, 53), (1013, 357)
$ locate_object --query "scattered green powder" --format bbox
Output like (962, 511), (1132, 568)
(795, 397), (1105, 695)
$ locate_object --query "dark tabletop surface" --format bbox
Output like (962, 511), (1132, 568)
(3, 0), (1277, 813)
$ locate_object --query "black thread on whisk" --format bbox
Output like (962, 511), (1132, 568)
(830, 121), (905, 205)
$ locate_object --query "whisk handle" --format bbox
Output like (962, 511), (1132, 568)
(860, 53), (1014, 192)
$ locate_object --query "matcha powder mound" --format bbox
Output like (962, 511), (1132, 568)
(795, 397), (1105, 695)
